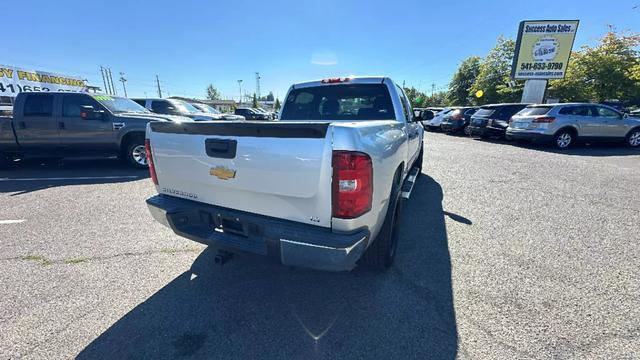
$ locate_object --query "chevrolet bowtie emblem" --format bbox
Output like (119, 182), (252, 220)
(210, 166), (236, 180)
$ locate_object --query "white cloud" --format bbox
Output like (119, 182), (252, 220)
(310, 51), (338, 66)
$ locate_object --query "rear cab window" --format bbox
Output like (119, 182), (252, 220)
(280, 84), (395, 121)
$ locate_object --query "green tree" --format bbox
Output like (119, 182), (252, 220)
(549, 30), (640, 103)
(274, 98), (281, 110)
(403, 86), (429, 107)
(252, 93), (258, 108)
(470, 36), (520, 105)
(446, 56), (481, 105)
(430, 91), (447, 107)
(206, 84), (221, 100)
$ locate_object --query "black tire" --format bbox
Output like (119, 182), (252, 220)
(552, 129), (574, 149)
(626, 128), (640, 147)
(361, 181), (403, 271)
(123, 137), (148, 169)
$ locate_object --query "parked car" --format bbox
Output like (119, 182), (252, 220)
(422, 107), (453, 131)
(133, 98), (225, 121)
(253, 107), (276, 120)
(190, 103), (245, 120)
(467, 103), (529, 139)
(234, 107), (270, 120)
(145, 76), (430, 272)
(0, 92), (191, 168)
(440, 107), (478, 135)
(506, 103), (640, 149)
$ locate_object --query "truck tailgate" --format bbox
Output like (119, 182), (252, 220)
(147, 121), (333, 228)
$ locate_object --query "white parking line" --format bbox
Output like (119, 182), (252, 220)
(0, 176), (139, 181)
(0, 219), (26, 224)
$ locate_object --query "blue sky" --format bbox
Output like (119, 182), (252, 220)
(5, 0), (639, 101)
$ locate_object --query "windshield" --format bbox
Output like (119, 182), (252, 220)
(204, 104), (222, 114)
(169, 99), (201, 114)
(93, 95), (150, 114)
(193, 103), (222, 114)
(280, 84), (394, 121)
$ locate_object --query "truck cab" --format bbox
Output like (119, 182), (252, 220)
(0, 92), (191, 167)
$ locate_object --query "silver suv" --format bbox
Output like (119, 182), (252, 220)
(506, 103), (640, 149)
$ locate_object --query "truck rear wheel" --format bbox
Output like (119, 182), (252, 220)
(361, 182), (403, 271)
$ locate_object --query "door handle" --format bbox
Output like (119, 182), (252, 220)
(58, 121), (65, 130)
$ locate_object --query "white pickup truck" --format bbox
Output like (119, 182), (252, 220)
(145, 77), (433, 271)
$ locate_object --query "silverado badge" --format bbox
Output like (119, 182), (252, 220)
(210, 166), (236, 180)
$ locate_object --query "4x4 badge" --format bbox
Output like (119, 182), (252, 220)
(210, 166), (236, 180)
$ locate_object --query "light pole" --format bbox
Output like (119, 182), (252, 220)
(237, 80), (243, 105)
(119, 72), (128, 98)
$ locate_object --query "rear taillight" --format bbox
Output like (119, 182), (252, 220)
(332, 151), (372, 219)
(533, 116), (556, 123)
(145, 139), (158, 185)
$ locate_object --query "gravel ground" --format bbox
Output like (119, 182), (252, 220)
(0, 134), (638, 359)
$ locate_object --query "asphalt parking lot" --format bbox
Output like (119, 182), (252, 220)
(1, 134), (639, 359)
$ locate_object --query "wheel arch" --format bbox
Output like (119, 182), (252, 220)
(119, 130), (146, 152)
(554, 126), (578, 137)
(625, 126), (640, 138)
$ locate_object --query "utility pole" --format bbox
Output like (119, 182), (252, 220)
(156, 75), (162, 98)
(255, 72), (261, 100)
(99, 66), (109, 94)
(431, 83), (436, 98)
(119, 72), (128, 97)
(107, 68), (117, 95)
(237, 80), (243, 105)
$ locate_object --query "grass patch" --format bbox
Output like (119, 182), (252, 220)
(160, 248), (178, 254)
(64, 257), (88, 265)
(21, 254), (45, 262)
(41, 259), (55, 266)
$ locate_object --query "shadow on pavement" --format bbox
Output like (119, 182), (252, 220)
(77, 175), (458, 359)
(0, 158), (148, 195)
(473, 136), (640, 157)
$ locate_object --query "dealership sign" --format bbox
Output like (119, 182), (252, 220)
(511, 20), (579, 80)
(0, 64), (87, 98)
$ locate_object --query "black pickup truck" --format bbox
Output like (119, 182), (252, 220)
(0, 92), (191, 168)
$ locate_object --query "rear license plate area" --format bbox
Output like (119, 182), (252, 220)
(215, 215), (248, 237)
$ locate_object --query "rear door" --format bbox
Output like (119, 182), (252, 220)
(58, 94), (114, 153)
(573, 106), (601, 137)
(397, 85), (420, 165)
(14, 93), (61, 151)
(594, 106), (627, 138)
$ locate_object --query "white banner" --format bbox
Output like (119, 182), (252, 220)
(0, 64), (87, 99)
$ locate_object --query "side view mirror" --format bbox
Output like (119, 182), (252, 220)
(418, 110), (434, 121)
(80, 105), (105, 120)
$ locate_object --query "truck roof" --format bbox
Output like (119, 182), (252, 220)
(292, 76), (390, 89)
